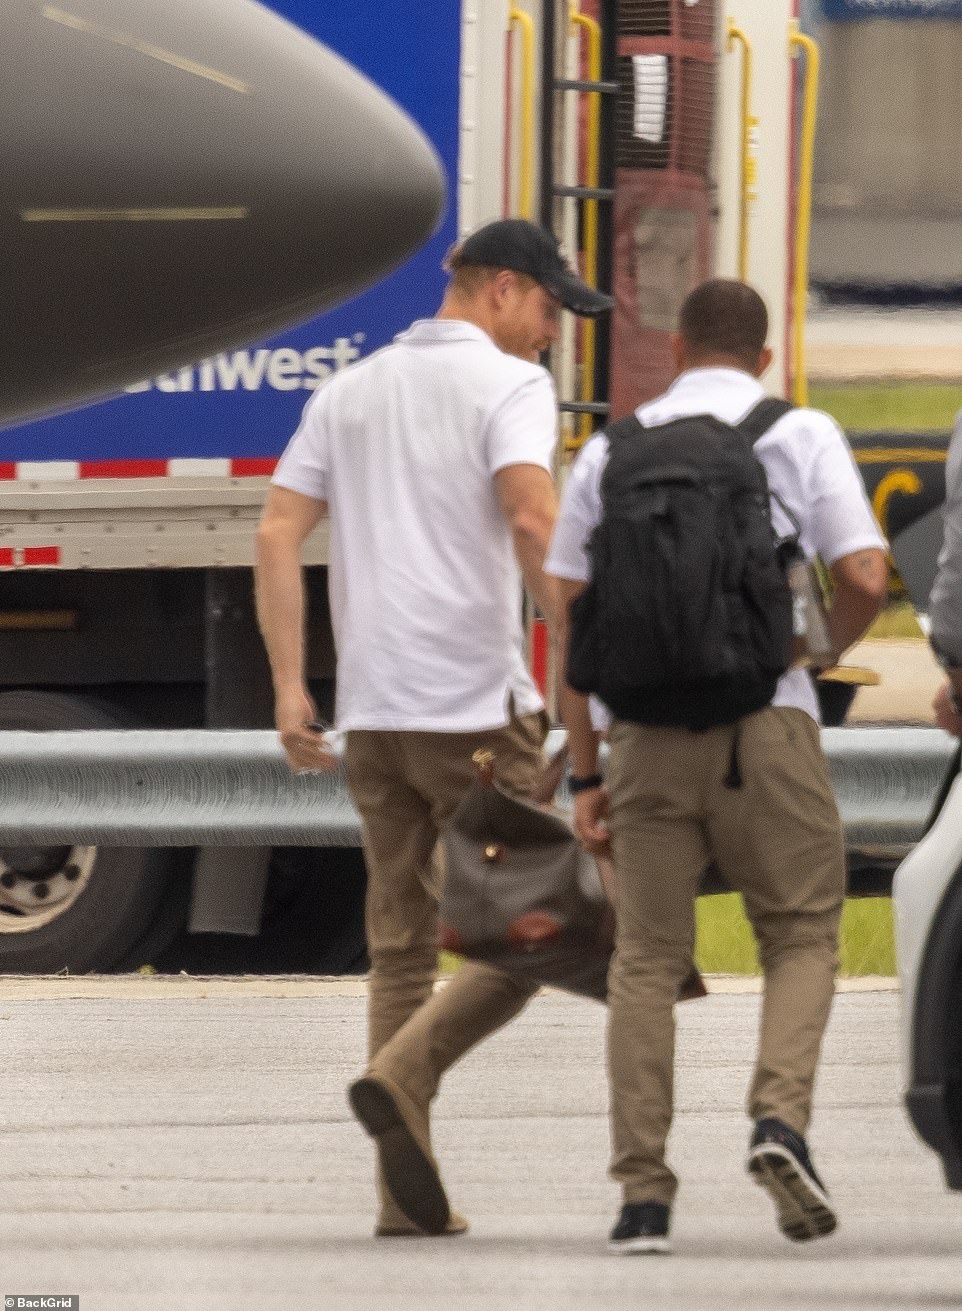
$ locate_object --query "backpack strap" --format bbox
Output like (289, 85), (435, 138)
(736, 398), (802, 542)
(736, 397), (795, 446)
(605, 402), (792, 448)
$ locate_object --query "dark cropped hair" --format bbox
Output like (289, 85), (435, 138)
(678, 279), (769, 369)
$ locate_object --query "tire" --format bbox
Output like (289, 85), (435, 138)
(0, 690), (181, 973)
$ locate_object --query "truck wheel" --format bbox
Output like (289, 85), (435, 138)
(0, 690), (179, 973)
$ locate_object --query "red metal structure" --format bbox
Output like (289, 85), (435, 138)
(609, 0), (717, 418)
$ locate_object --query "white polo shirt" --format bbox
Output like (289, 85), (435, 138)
(546, 367), (886, 723)
(272, 319), (558, 732)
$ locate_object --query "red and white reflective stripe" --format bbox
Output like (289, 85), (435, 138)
(529, 617), (549, 696)
(0, 546), (61, 568)
(0, 458), (279, 481)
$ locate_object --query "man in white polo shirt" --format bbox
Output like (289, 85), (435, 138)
(255, 219), (611, 1237)
(547, 280), (888, 1255)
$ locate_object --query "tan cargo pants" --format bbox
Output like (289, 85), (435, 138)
(605, 706), (845, 1207)
(344, 708), (548, 1105)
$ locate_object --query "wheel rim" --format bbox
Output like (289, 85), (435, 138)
(0, 846), (97, 933)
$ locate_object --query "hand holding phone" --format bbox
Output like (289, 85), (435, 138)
(276, 690), (339, 775)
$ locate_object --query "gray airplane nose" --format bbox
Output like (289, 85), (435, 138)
(0, 0), (446, 426)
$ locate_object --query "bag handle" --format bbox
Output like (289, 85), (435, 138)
(473, 744), (571, 804)
(531, 743), (569, 805)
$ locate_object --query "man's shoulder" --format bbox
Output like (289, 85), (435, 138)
(479, 347), (552, 393)
(760, 406), (852, 473)
(779, 403), (844, 438)
(301, 338), (399, 406)
(403, 326), (552, 397)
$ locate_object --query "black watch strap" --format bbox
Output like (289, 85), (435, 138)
(568, 772), (603, 794)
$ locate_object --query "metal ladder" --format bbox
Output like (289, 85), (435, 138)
(540, 0), (620, 446)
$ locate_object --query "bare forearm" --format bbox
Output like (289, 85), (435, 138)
(557, 678), (599, 776)
(253, 486), (332, 770)
(513, 522), (559, 630)
(495, 465), (560, 630)
(827, 549), (888, 658)
(254, 538), (308, 696)
(826, 592), (881, 658)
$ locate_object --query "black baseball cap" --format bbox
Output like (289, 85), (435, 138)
(453, 218), (614, 317)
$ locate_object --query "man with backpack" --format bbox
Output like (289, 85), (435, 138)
(546, 279), (888, 1254)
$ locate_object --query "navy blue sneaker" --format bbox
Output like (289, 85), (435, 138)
(607, 1201), (672, 1255)
(747, 1117), (837, 1242)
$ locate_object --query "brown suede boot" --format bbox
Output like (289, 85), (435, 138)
(349, 1072), (450, 1236)
(375, 1208), (469, 1238)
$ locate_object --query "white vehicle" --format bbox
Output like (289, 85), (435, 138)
(894, 762), (962, 1190)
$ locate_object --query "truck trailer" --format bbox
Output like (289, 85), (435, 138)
(0, 0), (944, 974)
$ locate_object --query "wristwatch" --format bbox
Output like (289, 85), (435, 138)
(568, 772), (603, 794)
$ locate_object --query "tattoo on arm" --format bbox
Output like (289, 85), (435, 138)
(855, 550), (885, 577)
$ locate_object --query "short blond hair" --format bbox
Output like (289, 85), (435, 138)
(444, 243), (537, 297)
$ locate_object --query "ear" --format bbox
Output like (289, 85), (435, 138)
(491, 269), (518, 306)
(755, 346), (774, 378)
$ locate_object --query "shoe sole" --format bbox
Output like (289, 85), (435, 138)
(349, 1077), (450, 1237)
(607, 1236), (672, 1255)
(747, 1144), (838, 1242)
(375, 1219), (469, 1238)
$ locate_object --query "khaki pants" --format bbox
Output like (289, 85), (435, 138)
(344, 709), (548, 1104)
(605, 706), (845, 1207)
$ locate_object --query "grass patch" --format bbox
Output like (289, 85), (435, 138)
(440, 895), (896, 979)
(865, 600), (926, 640)
(809, 381), (962, 433)
(695, 893), (895, 976)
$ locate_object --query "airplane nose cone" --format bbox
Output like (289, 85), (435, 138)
(0, 0), (446, 426)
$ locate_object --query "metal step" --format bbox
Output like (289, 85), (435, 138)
(550, 184), (615, 202)
(558, 401), (610, 416)
(553, 77), (619, 95)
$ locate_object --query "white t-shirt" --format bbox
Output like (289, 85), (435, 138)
(272, 319), (558, 732)
(546, 367), (886, 723)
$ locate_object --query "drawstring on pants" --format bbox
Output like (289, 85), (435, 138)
(723, 721), (744, 790)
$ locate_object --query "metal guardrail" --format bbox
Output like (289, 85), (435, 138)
(822, 726), (955, 851)
(0, 726), (955, 852)
(0, 730), (358, 847)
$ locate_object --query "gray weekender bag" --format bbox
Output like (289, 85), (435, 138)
(438, 749), (705, 1003)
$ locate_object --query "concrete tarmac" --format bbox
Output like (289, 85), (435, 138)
(0, 980), (959, 1311)
(808, 307), (962, 382)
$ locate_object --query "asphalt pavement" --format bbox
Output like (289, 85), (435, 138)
(0, 979), (958, 1311)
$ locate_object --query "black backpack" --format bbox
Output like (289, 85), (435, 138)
(567, 398), (799, 731)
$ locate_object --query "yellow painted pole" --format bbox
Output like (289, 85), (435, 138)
(509, 8), (536, 219)
(789, 23), (821, 408)
(570, 5), (602, 445)
(726, 19), (754, 283)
